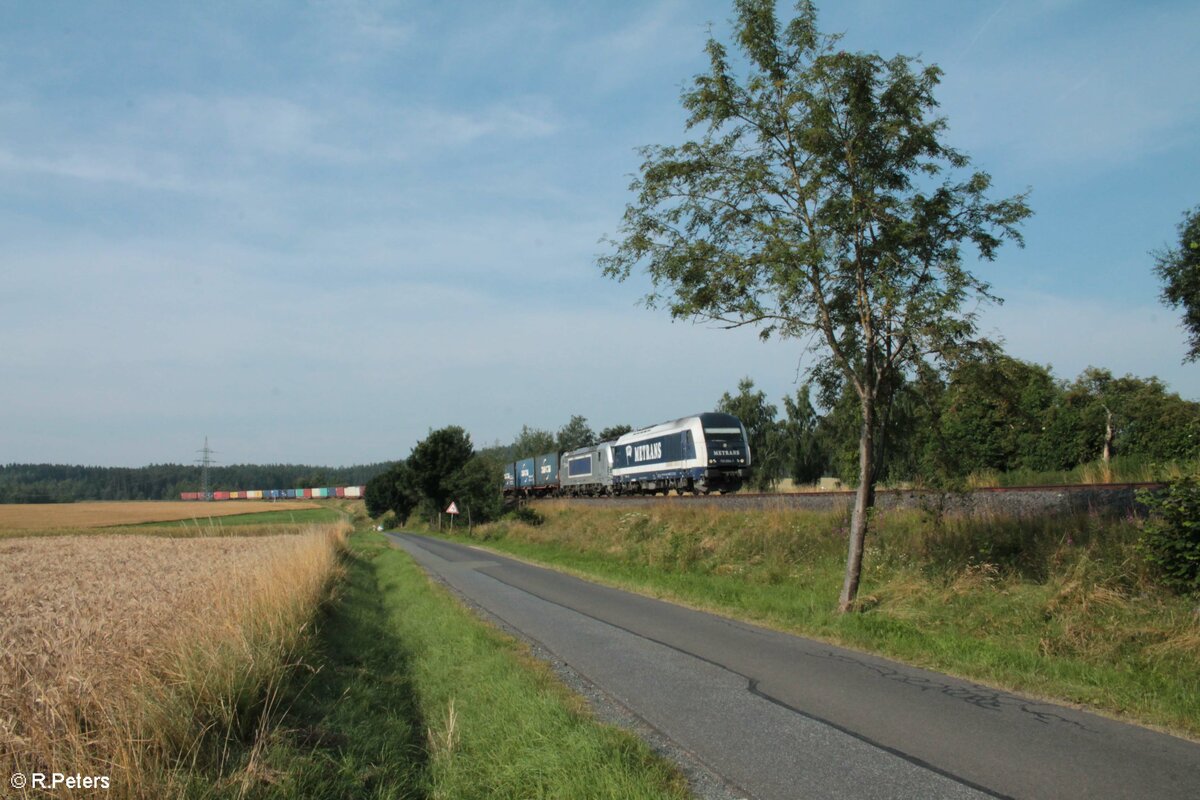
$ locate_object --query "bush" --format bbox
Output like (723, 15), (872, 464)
(508, 505), (544, 526)
(1138, 476), (1200, 594)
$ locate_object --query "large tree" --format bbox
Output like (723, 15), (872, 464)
(599, 0), (1030, 611)
(598, 424), (633, 442)
(512, 425), (556, 459)
(1154, 205), (1200, 362)
(780, 384), (828, 484)
(364, 461), (419, 521)
(556, 415), (597, 453)
(407, 426), (475, 511)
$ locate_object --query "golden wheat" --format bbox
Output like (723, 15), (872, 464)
(0, 523), (347, 798)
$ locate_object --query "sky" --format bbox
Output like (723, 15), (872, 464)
(2, 0), (1199, 467)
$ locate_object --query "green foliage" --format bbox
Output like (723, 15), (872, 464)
(1154, 205), (1200, 362)
(1138, 476), (1200, 594)
(805, 359), (1200, 485)
(370, 428), (504, 525)
(512, 425), (556, 459)
(599, 0), (1030, 422)
(813, 372), (941, 486)
(364, 461), (419, 520)
(937, 355), (1058, 475)
(1025, 369), (1200, 471)
(557, 415), (597, 452)
(781, 385), (828, 484)
(598, 424), (633, 442)
(446, 455), (504, 523)
(508, 505), (545, 526)
(407, 426), (475, 510)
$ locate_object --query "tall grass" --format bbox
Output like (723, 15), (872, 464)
(963, 455), (1196, 488)
(452, 502), (1200, 737)
(0, 523), (348, 798)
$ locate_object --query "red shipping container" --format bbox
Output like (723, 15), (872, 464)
(214, 491), (230, 501)
(335, 487), (346, 498)
(302, 488), (312, 499)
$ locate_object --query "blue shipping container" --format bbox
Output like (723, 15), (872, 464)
(516, 458), (536, 489)
(535, 452), (559, 489)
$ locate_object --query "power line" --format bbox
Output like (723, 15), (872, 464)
(194, 436), (218, 501)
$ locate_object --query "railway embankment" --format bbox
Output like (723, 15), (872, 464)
(552, 482), (1158, 517)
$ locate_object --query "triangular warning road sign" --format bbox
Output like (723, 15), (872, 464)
(445, 502), (459, 515)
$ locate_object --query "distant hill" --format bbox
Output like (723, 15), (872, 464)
(0, 462), (396, 503)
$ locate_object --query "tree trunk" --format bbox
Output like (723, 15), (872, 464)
(838, 396), (875, 613)
(1102, 406), (1114, 465)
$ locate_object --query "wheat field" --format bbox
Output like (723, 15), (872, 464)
(0, 500), (321, 531)
(0, 525), (347, 797)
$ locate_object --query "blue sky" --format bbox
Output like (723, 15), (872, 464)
(2, 0), (1198, 467)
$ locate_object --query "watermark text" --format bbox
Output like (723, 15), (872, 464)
(10, 772), (111, 791)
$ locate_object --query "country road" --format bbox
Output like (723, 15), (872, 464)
(387, 533), (1200, 800)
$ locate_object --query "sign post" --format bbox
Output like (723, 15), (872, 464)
(445, 501), (459, 531)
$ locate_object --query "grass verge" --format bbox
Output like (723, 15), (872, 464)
(152, 507), (345, 529)
(245, 530), (689, 800)
(435, 502), (1200, 739)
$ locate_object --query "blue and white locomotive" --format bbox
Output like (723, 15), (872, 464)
(611, 412), (750, 495)
(506, 412), (751, 498)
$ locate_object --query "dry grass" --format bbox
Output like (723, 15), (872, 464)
(0, 523), (347, 797)
(0, 501), (321, 531)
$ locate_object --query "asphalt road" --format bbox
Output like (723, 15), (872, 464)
(387, 533), (1200, 800)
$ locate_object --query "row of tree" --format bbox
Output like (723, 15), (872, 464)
(0, 462), (393, 504)
(374, 352), (1198, 521)
(720, 359), (1200, 491)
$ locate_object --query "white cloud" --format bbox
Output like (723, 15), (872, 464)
(0, 147), (194, 191)
(0, 90), (564, 196)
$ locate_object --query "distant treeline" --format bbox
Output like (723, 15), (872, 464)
(0, 462), (396, 504)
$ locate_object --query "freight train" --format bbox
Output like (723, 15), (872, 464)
(180, 486), (365, 501)
(503, 412), (751, 498)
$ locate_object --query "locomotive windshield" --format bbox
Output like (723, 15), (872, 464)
(699, 412), (749, 465)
